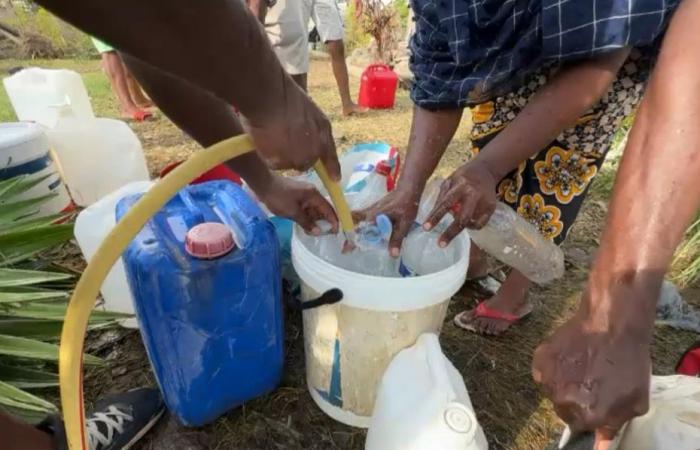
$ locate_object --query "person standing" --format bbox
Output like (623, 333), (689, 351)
(304, 0), (368, 115)
(91, 37), (153, 121)
(263, 0), (311, 90)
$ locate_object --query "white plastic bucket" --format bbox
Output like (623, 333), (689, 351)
(292, 226), (470, 427)
(3, 68), (94, 128)
(0, 122), (72, 216)
(74, 181), (153, 328)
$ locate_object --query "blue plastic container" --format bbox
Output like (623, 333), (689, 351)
(117, 180), (283, 426)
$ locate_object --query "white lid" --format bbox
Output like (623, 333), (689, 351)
(0, 122), (50, 166)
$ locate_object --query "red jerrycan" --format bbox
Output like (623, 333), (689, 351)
(358, 64), (399, 109)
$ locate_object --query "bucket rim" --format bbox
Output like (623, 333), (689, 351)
(291, 225), (470, 312)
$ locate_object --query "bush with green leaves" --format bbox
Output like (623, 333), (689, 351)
(0, 174), (124, 423)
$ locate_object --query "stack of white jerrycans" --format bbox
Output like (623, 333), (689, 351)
(3, 67), (151, 325)
(288, 143), (565, 449)
(3, 67), (150, 207)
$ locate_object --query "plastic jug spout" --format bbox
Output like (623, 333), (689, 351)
(51, 102), (76, 120)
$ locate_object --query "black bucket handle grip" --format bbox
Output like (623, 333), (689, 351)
(288, 288), (343, 310)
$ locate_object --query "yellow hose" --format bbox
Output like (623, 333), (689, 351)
(59, 135), (353, 450)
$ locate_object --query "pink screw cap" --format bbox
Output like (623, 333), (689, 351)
(185, 222), (235, 259)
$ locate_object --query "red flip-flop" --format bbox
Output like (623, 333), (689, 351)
(454, 300), (532, 334)
(126, 109), (153, 122)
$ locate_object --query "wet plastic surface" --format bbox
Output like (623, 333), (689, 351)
(117, 180), (283, 426)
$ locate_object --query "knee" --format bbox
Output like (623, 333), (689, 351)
(326, 40), (345, 58)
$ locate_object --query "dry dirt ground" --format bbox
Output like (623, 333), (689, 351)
(3, 57), (697, 450)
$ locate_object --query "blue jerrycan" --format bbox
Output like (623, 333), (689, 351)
(117, 180), (283, 426)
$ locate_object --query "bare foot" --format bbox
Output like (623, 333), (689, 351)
(121, 108), (153, 122)
(455, 297), (532, 335)
(342, 103), (369, 116)
(455, 269), (533, 335)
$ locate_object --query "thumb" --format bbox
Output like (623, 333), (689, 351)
(593, 428), (617, 450)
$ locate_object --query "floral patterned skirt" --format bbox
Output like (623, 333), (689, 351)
(468, 48), (653, 245)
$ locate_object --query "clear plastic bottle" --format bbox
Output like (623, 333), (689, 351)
(351, 215), (398, 277)
(399, 228), (458, 277)
(468, 203), (565, 284)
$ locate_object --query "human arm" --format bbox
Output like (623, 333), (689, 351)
(532, 0), (700, 447)
(35, 0), (340, 180)
(246, 0), (268, 23)
(123, 55), (338, 234)
(354, 106), (463, 256)
(426, 48), (631, 245)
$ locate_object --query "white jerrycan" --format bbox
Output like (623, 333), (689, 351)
(3, 68), (94, 128)
(74, 181), (153, 328)
(613, 375), (700, 450)
(365, 333), (488, 450)
(47, 106), (150, 206)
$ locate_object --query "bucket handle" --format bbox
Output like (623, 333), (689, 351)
(288, 288), (343, 310)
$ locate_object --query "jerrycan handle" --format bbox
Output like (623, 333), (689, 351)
(152, 189), (205, 242)
(366, 63), (390, 73)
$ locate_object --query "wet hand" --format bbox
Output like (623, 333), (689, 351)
(257, 175), (339, 235)
(352, 187), (422, 257)
(245, 76), (341, 182)
(532, 284), (654, 446)
(424, 160), (498, 247)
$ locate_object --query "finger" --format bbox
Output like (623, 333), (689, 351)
(353, 206), (378, 224)
(438, 219), (466, 247)
(594, 429), (617, 450)
(425, 186), (459, 230)
(296, 210), (321, 236)
(308, 195), (339, 232)
(388, 219), (412, 257)
(457, 192), (480, 228)
(472, 200), (497, 229)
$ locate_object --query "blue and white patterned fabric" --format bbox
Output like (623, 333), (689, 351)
(409, 0), (680, 109)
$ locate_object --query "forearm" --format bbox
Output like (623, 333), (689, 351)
(123, 56), (274, 194)
(37, 0), (285, 123)
(475, 48), (630, 179)
(585, 0), (700, 332)
(397, 106), (463, 194)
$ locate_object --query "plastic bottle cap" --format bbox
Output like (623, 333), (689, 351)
(376, 214), (393, 239)
(185, 222), (235, 259)
(375, 160), (392, 176)
(443, 402), (476, 437)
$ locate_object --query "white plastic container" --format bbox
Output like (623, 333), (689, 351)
(558, 375), (700, 450)
(47, 109), (150, 206)
(292, 224), (470, 427)
(3, 68), (94, 128)
(74, 181), (153, 328)
(613, 375), (700, 450)
(0, 122), (72, 216)
(366, 333), (488, 450)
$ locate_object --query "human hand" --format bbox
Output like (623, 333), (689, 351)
(256, 174), (339, 235)
(352, 187), (422, 257)
(245, 76), (341, 181)
(532, 281), (655, 448)
(424, 160), (498, 246)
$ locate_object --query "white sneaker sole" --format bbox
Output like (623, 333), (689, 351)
(121, 408), (166, 450)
